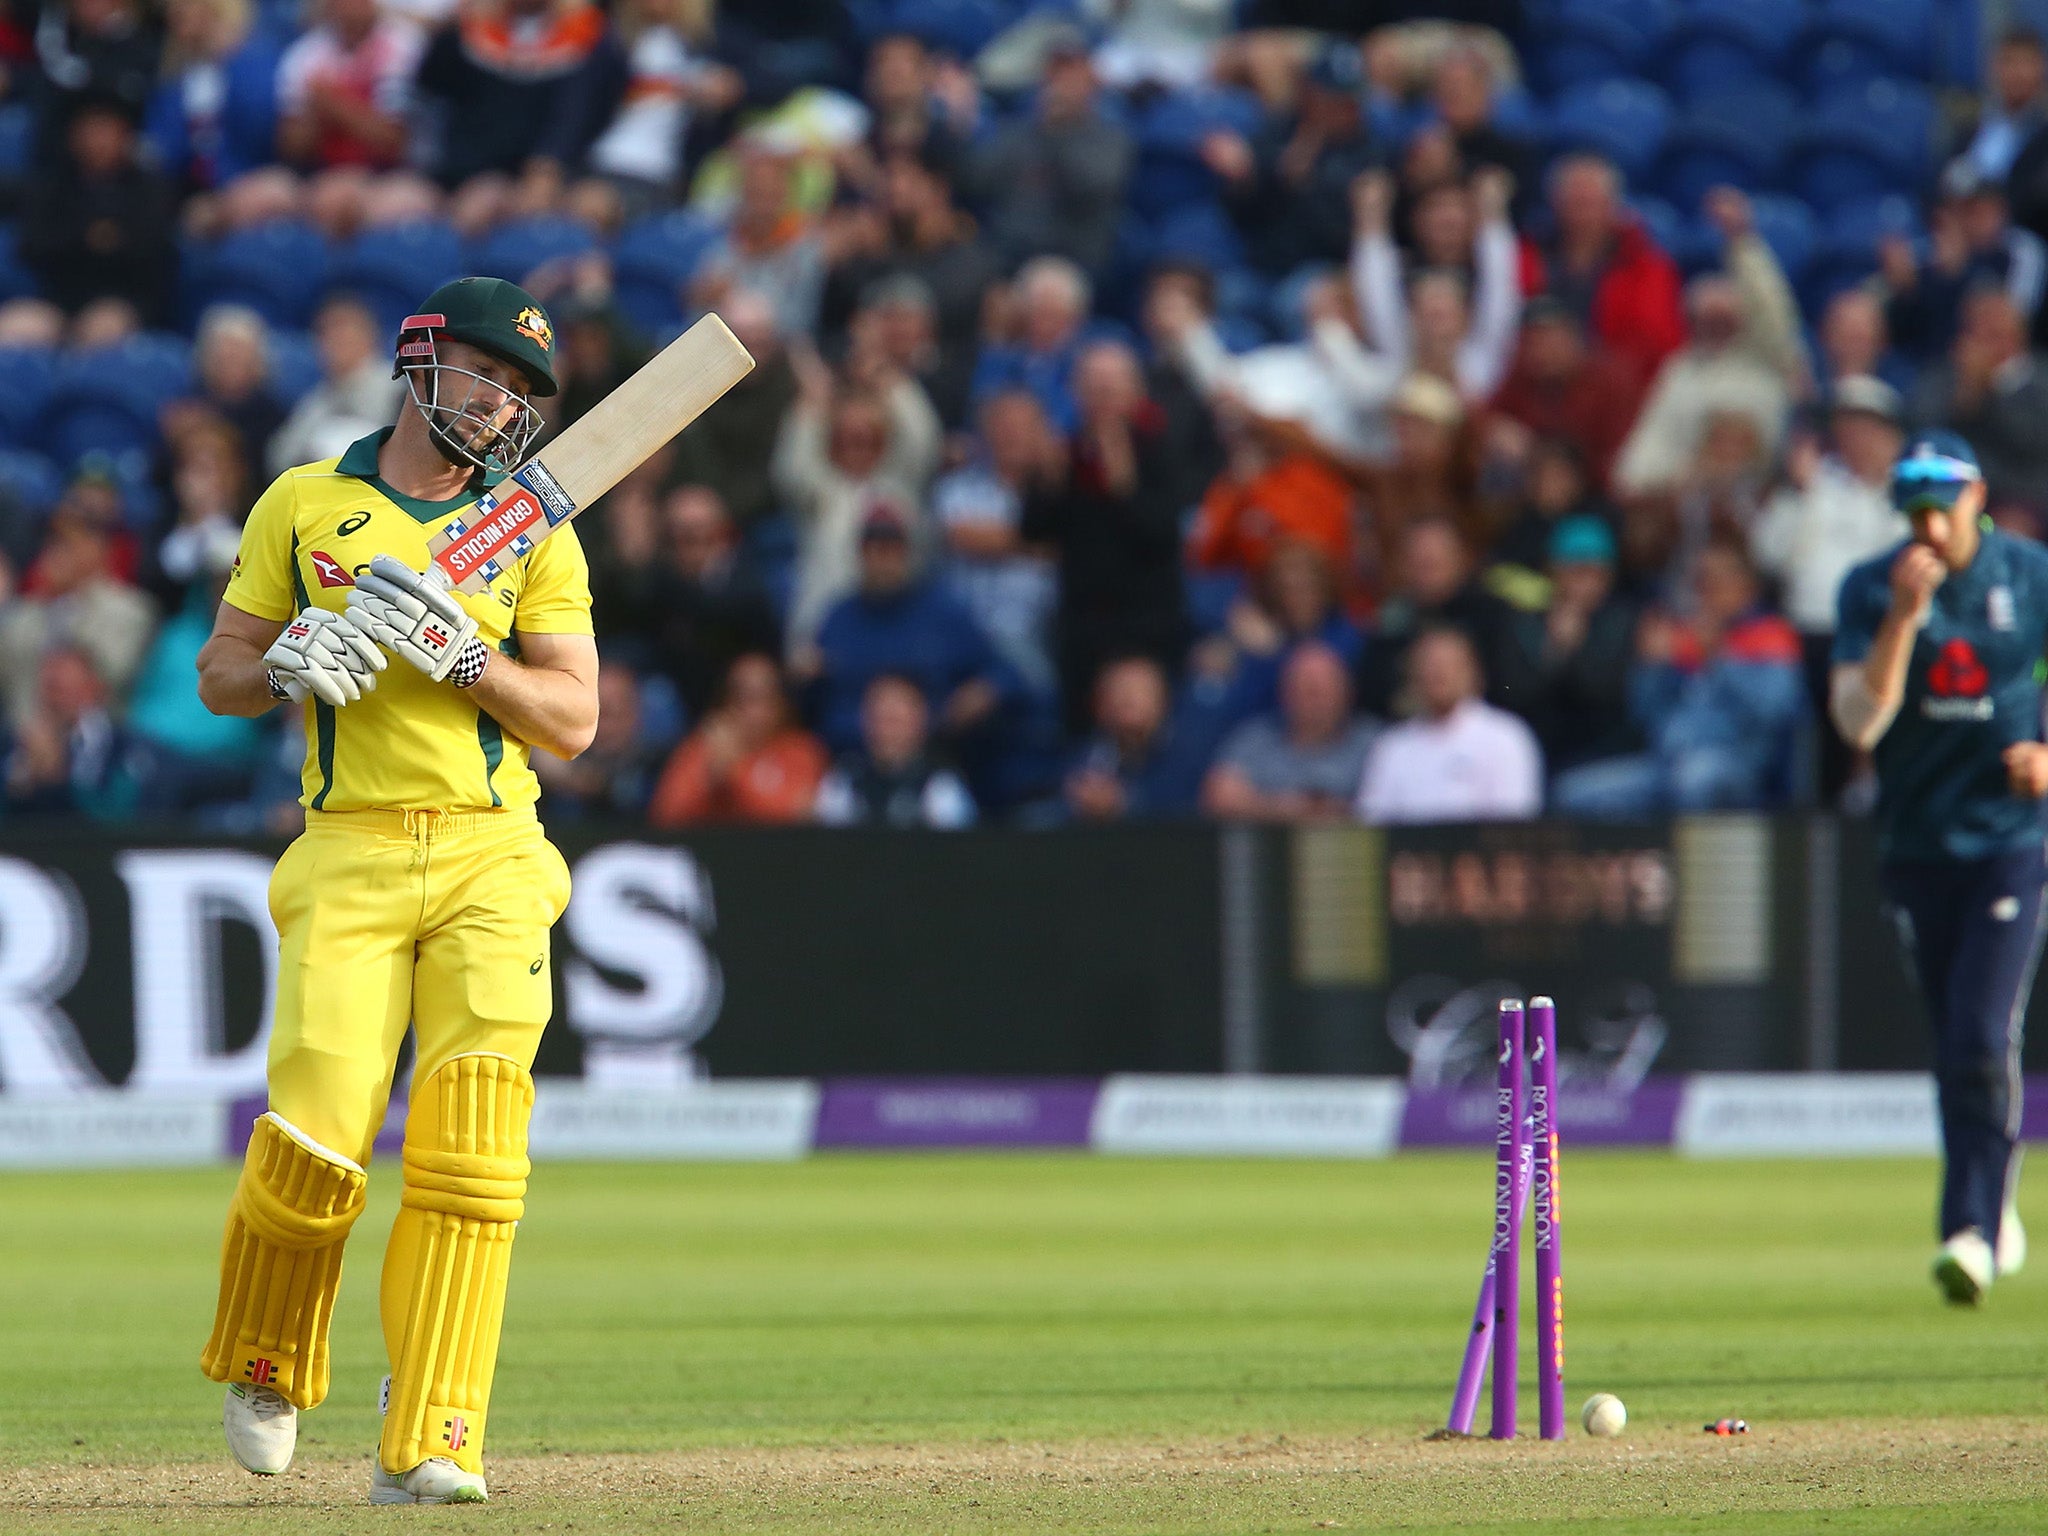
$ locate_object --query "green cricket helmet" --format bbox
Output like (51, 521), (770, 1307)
(395, 277), (558, 475)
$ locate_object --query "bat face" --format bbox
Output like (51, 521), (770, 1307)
(433, 462), (577, 589)
(426, 314), (755, 592)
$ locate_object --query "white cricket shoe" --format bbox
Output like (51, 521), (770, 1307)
(223, 1382), (295, 1475)
(370, 1458), (488, 1505)
(1933, 1228), (1996, 1305)
(1998, 1206), (2027, 1277)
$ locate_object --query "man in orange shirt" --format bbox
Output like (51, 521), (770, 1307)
(648, 652), (826, 824)
(1187, 407), (1356, 584)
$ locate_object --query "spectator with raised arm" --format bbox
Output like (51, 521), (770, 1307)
(1612, 272), (1792, 500)
(775, 343), (942, 646)
(1350, 165), (1521, 401)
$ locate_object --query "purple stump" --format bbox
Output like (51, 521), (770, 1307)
(1491, 999), (1526, 1441)
(1446, 1117), (1531, 1434)
(1530, 996), (1566, 1441)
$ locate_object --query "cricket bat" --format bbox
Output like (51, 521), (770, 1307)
(423, 313), (755, 593)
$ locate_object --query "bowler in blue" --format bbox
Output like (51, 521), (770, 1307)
(1832, 430), (2048, 1306)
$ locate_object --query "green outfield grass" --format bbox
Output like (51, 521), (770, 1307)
(3, 1152), (2046, 1532)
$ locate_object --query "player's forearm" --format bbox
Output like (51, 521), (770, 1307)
(1860, 613), (1919, 712)
(196, 636), (283, 718)
(467, 653), (598, 760)
(1834, 614), (1918, 749)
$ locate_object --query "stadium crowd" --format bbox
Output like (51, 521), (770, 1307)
(0, 0), (2031, 828)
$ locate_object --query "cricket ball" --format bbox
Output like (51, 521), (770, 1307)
(1581, 1393), (1627, 1437)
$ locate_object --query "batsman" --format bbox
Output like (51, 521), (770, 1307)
(194, 277), (596, 1504)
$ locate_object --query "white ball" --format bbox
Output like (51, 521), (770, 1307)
(1581, 1393), (1626, 1437)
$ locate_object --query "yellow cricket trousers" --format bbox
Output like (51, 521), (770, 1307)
(265, 806), (571, 1167)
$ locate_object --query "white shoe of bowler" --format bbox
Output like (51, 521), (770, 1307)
(1998, 1207), (2026, 1278)
(1933, 1228), (1996, 1305)
(223, 1382), (296, 1475)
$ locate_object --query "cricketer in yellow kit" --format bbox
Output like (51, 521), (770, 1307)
(193, 278), (598, 1506)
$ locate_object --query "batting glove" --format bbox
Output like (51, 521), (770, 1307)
(262, 606), (387, 708)
(343, 553), (485, 685)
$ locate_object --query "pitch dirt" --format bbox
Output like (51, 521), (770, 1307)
(4, 1154), (2046, 1532)
(7, 1422), (2046, 1533)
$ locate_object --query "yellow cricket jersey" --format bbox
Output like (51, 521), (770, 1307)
(223, 429), (594, 814)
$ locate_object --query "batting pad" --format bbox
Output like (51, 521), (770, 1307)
(379, 1052), (533, 1475)
(201, 1112), (368, 1410)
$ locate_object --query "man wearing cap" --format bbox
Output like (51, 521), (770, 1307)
(192, 277), (597, 1501)
(1832, 429), (2048, 1305)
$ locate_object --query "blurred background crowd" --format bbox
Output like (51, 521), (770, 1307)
(0, 0), (2033, 829)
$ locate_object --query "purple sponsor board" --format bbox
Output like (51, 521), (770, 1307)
(1402, 1077), (1686, 1148)
(2022, 1079), (2048, 1141)
(814, 1078), (1099, 1149)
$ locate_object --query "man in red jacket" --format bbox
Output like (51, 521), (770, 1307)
(1518, 154), (1686, 390)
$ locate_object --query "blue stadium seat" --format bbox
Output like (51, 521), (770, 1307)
(1801, 193), (1920, 313)
(1628, 197), (1685, 258)
(1654, 83), (1799, 211)
(1532, 0), (1673, 94)
(1149, 202), (1245, 277)
(1184, 569), (1243, 638)
(1659, 0), (1803, 103)
(1791, 78), (1935, 214)
(0, 103), (33, 181)
(1799, 0), (1934, 94)
(885, 0), (1008, 58)
(326, 221), (467, 335)
(267, 329), (324, 406)
(0, 347), (53, 445)
(1932, 0), (1982, 90)
(191, 220), (328, 328)
(43, 334), (193, 467)
(1545, 80), (1672, 183)
(469, 218), (599, 285)
(610, 210), (721, 338)
(1210, 312), (1270, 353)
(0, 447), (64, 518)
